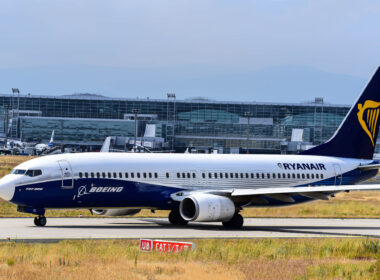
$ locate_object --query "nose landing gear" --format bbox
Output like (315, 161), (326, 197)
(34, 215), (47, 227)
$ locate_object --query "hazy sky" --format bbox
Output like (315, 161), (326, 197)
(0, 1), (379, 103)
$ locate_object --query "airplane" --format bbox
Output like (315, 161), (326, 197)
(1, 68), (380, 228)
(35, 130), (55, 154)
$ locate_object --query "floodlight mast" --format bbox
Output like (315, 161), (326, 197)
(132, 109), (139, 151)
(244, 111), (253, 154)
(167, 93), (176, 151)
(11, 88), (20, 139)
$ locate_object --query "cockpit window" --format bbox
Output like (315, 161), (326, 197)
(11, 169), (26, 175)
(24, 169), (43, 177)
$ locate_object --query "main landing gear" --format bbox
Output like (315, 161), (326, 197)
(34, 215), (47, 227)
(222, 213), (244, 229)
(168, 209), (188, 225)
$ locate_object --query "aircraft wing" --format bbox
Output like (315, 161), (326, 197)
(171, 184), (380, 202)
(358, 164), (380, 170)
(229, 184), (380, 197)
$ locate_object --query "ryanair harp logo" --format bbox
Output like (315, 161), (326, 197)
(357, 100), (380, 146)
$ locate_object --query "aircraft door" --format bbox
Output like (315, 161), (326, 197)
(333, 164), (342, 185)
(58, 160), (73, 189)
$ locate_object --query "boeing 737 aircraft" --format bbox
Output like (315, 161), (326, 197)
(1, 68), (380, 228)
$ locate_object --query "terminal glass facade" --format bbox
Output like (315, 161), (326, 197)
(0, 93), (376, 153)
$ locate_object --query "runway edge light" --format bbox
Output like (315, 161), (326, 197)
(140, 239), (195, 253)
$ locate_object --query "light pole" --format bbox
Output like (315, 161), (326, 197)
(132, 109), (139, 151)
(244, 111), (252, 153)
(11, 88), (20, 139)
(167, 93), (176, 151)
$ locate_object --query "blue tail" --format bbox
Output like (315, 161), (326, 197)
(301, 67), (380, 159)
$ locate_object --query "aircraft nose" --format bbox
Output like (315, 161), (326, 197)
(0, 175), (16, 201)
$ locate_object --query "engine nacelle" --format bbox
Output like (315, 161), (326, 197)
(92, 209), (141, 216)
(179, 193), (235, 222)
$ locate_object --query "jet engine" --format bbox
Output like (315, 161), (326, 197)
(92, 209), (141, 216)
(179, 193), (235, 222)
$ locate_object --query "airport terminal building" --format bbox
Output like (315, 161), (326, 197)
(0, 92), (375, 154)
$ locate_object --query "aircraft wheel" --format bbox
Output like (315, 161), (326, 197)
(168, 209), (188, 225)
(34, 216), (47, 227)
(222, 213), (244, 229)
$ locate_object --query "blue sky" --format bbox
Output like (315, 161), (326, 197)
(0, 1), (379, 103)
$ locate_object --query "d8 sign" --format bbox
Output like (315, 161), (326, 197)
(140, 239), (195, 253)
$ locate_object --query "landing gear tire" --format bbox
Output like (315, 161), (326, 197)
(168, 209), (188, 225)
(34, 216), (47, 227)
(222, 213), (244, 229)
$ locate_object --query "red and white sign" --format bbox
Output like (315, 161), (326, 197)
(140, 239), (195, 253)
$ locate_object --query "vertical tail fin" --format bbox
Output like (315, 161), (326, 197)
(301, 67), (380, 159)
(48, 130), (54, 147)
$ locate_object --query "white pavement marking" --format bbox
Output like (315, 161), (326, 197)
(0, 218), (379, 241)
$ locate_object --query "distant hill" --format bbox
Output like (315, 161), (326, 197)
(0, 65), (365, 104)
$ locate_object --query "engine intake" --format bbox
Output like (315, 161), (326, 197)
(179, 193), (235, 222)
(92, 209), (141, 216)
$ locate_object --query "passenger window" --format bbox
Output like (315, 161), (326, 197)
(85, 172), (89, 178)
(148, 173), (152, 178)
(177, 173), (180, 178)
(297, 174), (300, 179)
(137, 173), (140, 178)
(261, 173), (265, 179)
(208, 173), (212, 179)
(235, 173), (239, 178)
(225, 173), (229, 179)
(102, 172), (105, 178)
(301, 174), (305, 179)
(143, 172), (147, 178)
(214, 173), (218, 179)
(79, 172), (83, 178)
(292, 174), (296, 179)
(267, 173), (270, 179)
(220, 173), (223, 179)
(311, 174), (314, 179)
(182, 173), (186, 178)
(287, 174), (290, 179)
(230, 173), (234, 178)
(90, 172), (93, 178)
(245, 173), (249, 179)
(283, 173), (286, 179)
(119, 172), (122, 178)
(273, 173), (276, 179)
(316, 174), (319, 179)
(131, 173), (134, 178)
(202, 173), (205, 179)
(306, 174), (310, 179)
(96, 172), (100, 178)
(278, 173), (281, 178)
(113, 172), (117, 178)
(321, 174), (324, 179)
(125, 173), (129, 178)
(166, 172), (169, 178)
(187, 173), (191, 178)
(154, 173), (158, 178)
(192, 173), (196, 178)
(257, 173), (260, 178)
(250, 173), (254, 179)
(240, 173), (244, 178)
